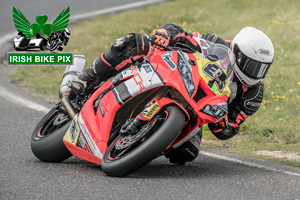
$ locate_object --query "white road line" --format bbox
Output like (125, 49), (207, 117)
(0, 86), (49, 113)
(0, 33), (15, 49)
(0, 0), (167, 113)
(200, 150), (300, 177)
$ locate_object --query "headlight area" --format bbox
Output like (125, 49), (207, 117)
(200, 102), (228, 121)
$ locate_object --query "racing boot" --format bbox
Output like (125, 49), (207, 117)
(165, 127), (202, 165)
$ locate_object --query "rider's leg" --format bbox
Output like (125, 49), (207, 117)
(70, 33), (152, 94)
(164, 127), (202, 165)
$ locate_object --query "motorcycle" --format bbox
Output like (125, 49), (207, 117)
(31, 38), (233, 177)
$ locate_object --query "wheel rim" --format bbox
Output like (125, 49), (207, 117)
(107, 112), (166, 161)
(38, 110), (70, 137)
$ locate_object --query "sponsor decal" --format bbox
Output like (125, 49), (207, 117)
(137, 101), (160, 120)
(258, 49), (271, 56)
(244, 85), (264, 111)
(64, 115), (80, 145)
(69, 119), (79, 143)
(200, 102), (228, 120)
(142, 64), (153, 73)
(77, 114), (103, 159)
(177, 52), (195, 97)
(77, 133), (86, 149)
(144, 102), (160, 118)
(203, 63), (226, 92)
(245, 101), (261, 107)
(207, 55), (218, 62)
(130, 65), (145, 91)
(162, 51), (177, 70)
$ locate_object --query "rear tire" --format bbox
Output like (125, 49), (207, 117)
(31, 106), (72, 162)
(101, 106), (185, 177)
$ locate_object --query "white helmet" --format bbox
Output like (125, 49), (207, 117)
(231, 27), (274, 86)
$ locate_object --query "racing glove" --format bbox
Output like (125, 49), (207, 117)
(208, 114), (229, 134)
(151, 28), (170, 50)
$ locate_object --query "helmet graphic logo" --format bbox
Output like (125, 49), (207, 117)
(258, 49), (271, 56)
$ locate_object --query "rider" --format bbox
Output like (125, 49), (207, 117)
(69, 23), (274, 165)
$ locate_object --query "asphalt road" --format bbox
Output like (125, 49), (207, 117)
(1, 1), (300, 200)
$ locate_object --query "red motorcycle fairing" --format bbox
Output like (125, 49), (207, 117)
(63, 48), (230, 165)
(64, 80), (121, 165)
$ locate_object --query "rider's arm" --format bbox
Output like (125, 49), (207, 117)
(201, 33), (230, 47)
(155, 23), (201, 52)
(208, 81), (264, 140)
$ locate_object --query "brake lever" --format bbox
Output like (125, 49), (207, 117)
(149, 38), (195, 53)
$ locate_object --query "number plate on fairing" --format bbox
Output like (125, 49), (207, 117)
(193, 52), (231, 97)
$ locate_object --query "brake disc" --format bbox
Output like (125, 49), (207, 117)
(115, 118), (157, 150)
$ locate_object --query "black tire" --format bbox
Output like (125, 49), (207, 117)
(31, 106), (72, 162)
(101, 106), (185, 177)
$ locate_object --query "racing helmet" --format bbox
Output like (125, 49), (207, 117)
(231, 27), (274, 86)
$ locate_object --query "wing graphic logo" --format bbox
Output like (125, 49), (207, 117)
(12, 7), (71, 51)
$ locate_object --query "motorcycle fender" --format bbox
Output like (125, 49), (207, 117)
(156, 97), (190, 121)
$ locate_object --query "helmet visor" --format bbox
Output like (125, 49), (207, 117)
(234, 44), (272, 79)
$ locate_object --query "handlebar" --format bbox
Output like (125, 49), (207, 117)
(149, 38), (196, 53)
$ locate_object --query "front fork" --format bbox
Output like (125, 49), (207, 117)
(120, 97), (190, 135)
(120, 100), (161, 135)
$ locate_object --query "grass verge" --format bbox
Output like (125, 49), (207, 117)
(3, 0), (300, 167)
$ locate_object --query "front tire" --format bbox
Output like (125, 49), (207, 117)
(31, 106), (72, 162)
(101, 106), (185, 177)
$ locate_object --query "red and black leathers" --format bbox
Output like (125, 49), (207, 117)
(155, 23), (201, 52)
(208, 80), (264, 140)
(78, 33), (151, 84)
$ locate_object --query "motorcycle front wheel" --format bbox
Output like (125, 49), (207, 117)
(101, 105), (185, 177)
(31, 106), (72, 162)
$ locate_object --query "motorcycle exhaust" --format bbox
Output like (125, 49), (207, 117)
(59, 55), (87, 118)
(59, 55), (87, 98)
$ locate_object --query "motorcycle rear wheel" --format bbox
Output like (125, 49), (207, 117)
(31, 106), (72, 162)
(101, 105), (185, 177)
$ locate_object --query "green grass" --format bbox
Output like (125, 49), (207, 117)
(4, 0), (300, 166)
